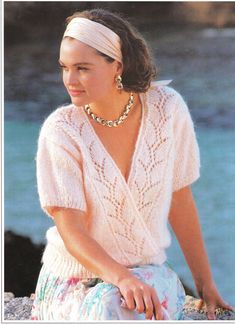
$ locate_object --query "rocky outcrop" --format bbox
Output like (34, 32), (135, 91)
(4, 231), (45, 297)
(179, 2), (235, 28)
(4, 292), (235, 321)
(4, 293), (34, 321)
(181, 296), (235, 321)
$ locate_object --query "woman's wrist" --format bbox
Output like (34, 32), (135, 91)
(192, 265), (214, 290)
(107, 265), (134, 287)
(195, 277), (216, 297)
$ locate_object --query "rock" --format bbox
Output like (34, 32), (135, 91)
(181, 295), (235, 320)
(4, 292), (15, 303)
(4, 293), (34, 321)
(4, 231), (45, 297)
(4, 293), (235, 320)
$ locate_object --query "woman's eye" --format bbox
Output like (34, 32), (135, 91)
(59, 65), (68, 71)
(58, 65), (88, 72)
(59, 65), (88, 72)
(77, 67), (88, 71)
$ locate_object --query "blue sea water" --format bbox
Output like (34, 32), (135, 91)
(4, 120), (235, 304)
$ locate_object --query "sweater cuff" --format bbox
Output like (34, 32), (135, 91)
(173, 168), (200, 192)
(40, 196), (87, 218)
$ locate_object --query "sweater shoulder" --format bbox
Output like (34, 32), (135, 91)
(39, 104), (78, 140)
(147, 83), (183, 103)
(41, 104), (75, 129)
(146, 83), (188, 117)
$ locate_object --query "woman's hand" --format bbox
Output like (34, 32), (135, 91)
(169, 187), (234, 319)
(197, 281), (234, 320)
(117, 274), (164, 320)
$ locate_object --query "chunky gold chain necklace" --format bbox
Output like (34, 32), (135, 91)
(84, 93), (134, 127)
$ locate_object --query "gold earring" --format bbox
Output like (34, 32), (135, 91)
(116, 75), (123, 90)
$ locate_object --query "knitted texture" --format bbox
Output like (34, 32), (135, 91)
(36, 84), (200, 279)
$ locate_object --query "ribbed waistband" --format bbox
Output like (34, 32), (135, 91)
(42, 242), (98, 279)
(41, 226), (167, 279)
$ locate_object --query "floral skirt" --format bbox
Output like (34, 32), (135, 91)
(31, 262), (185, 321)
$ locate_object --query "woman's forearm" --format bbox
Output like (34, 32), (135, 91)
(49, 207), (132, 286)
(169, 186), (214, 290)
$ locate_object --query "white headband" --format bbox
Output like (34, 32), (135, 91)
(63, 17), (122, 63)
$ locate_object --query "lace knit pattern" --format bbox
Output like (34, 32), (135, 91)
(37, 85), (200, 279)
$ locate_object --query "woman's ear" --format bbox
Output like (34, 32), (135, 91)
(114, 60), (123, 76)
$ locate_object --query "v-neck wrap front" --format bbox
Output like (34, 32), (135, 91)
(37, 83), (200, 279)
(81, 92), (145, 187)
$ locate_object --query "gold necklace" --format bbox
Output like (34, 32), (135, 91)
(84, 93), (134, 127)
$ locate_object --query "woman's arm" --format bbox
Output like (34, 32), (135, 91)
(168, 186), (234, 319)
(46, 207), (163, 320)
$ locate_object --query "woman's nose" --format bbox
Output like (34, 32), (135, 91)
(65, 71), (79, 86)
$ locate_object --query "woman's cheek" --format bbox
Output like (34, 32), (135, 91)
(83, 75), (101, 93)
(62, 74), (67, 87)
(62, 71), (73, 87)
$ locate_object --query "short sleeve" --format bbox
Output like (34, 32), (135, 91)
(36, 127), (88, 217)
(172, 94), (200, 192)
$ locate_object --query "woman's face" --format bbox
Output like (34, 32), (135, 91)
(59, 37), (122, 107)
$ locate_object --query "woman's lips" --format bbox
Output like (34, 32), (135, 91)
(68, 89), (85, 97)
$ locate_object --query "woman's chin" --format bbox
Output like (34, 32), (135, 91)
(70, 96), (87, 107)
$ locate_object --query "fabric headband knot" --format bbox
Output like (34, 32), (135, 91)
(63, 17), (122, 63)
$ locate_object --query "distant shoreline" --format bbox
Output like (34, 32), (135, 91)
(5, 2), (235, 51)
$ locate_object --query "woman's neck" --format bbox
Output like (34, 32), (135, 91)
(89, 91), (138, 121)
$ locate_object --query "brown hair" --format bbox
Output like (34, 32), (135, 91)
(65, 9), (157, 93)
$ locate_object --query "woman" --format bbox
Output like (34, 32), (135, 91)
(31, 8), (233, 320)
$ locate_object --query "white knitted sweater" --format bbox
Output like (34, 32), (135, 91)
(36, 84), (200, 279)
